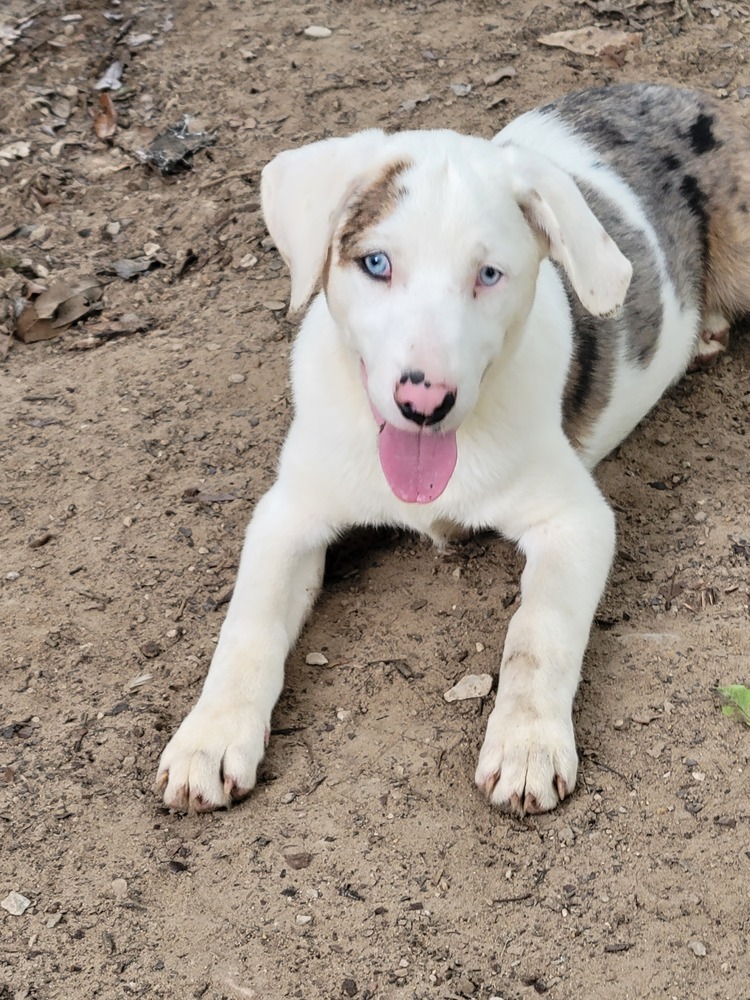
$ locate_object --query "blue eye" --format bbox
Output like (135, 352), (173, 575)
(361, 252), (391, 280)
(477, 265), (503, 287)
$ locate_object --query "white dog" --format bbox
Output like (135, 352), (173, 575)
(157, 84), (750, 815)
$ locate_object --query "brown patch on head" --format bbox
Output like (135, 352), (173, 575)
(337, 158), (412, 264)
(321, 243), (332, 294)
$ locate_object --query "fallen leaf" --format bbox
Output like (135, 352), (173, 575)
(538, 26), (641, 62)
(111, 257), (160, 280)
(93, 93), (117, 140)
(444, 673), (493, 702)
(718, 684), (750, 726)
(138, 117), (217, 174)
(14, 276), (104, 343)
(484, 65), (516, 86)
(95, 60), (123, 90)
(284, 852), (313, 870)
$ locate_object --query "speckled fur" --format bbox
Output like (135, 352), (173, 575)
(538, 84), (750, 444)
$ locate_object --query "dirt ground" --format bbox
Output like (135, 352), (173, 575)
(1, 1), (749, 998)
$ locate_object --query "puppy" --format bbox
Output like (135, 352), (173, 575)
(157, 84), (750, 815)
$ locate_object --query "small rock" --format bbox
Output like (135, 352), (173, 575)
(342, 979), (358, 997)
(306, 651), (328, 666)
(449, 83), (472, 97)
(613, 718), (625, 730)
(304, 25), (332, 38)
(475, 641), (485, 652)
(444, 673), (493, 702)
(228, 373), (246, 384)
(5, 571), (20, 581)
(558, 825), (576, 846)
(1, 892), (31, 916)
(0, 141), (31, 160)
(238, 253), (258, 269)
(688, 940), (707, 957)
(112, 878), (128, 900)
(296, 913), (312, 925)
(281, 791), (296, 804)
(263, 300), (286, 311)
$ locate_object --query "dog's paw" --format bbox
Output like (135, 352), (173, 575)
(474, 703), (578, 816)
(156, 702), (269, 813)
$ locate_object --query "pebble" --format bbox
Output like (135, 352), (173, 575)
(688, 939), (707, 957)
(5, 571), (20, 581)
(296, 914), (312, 925)
(112, 878), (128, 900)
(444, 673), (493, 702)
(306, 651), (328, 666)
(558, 825), (576, 845)
(1, 891), (31, 916)
(263, 300), (286, 311)
(228, 373), (246, 384)
(238, 253), (258, 269)
(304, 25), (332, 38)
(475, 641), (485, 652)
(0, 141), (31, 160)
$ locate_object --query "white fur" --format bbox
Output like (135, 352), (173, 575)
(157, 114), (700, 816)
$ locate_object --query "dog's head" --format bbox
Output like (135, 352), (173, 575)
(261, 129), (631, 503)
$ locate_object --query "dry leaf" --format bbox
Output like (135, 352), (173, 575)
(484, 66), (517, 86)
(95, 60), (123, 91)
(14, 276), (104, 343)
(538, 26), (641, 61)
(93, 92), (117, 140)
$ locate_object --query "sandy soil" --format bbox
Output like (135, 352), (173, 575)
(1, 1), (749, 998)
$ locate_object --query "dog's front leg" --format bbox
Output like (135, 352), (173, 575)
(157, 484), (331, 812)
(475, 470), (615, 815)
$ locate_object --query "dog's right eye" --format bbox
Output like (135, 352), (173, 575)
(360, 252), (392, 281)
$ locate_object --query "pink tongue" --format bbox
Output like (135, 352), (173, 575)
(378, 423), (457, 504)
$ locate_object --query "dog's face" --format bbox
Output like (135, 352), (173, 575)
(262, 130), (631, 502)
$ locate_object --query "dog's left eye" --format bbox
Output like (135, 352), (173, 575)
(361, 252), (392, 280)
(477, 265), (503, 287)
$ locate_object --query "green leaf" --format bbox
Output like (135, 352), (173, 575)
(717, 685), (750, 726)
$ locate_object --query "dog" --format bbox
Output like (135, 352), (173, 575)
(157, 84), (750, 816)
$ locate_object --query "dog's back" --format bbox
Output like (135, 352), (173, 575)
(497, 84), (750, 460)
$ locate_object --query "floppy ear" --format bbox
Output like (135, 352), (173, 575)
(261, 130), (387, 313)
(502, 146), (632, 317)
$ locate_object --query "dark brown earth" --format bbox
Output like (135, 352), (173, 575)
(1, 2), (749, 998)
